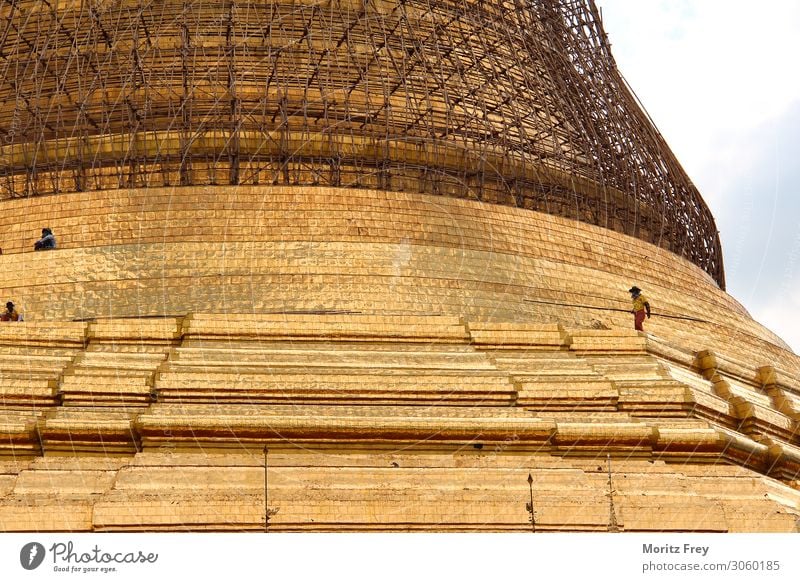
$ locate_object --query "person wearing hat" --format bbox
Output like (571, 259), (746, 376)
(629, 286), (650, 332)
(34, 228), (56, 251)
(1, 301), (21, 322)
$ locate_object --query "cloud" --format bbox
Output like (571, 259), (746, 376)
(600, 0), (800, 186)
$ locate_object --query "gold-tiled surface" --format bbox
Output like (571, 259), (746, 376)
(0, 187), (793, 373)
(0, 314), (798, 532)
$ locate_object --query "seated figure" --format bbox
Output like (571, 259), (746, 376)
(1, 301), (21, 321)
(34, 228), (56, 251)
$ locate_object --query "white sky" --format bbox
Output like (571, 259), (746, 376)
(597, 0), (800, 353)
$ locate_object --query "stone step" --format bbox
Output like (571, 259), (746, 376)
(58, 374), (155, 406)
(587, 362), (670, 382)
(0, 370), (63, 380)
(0, 354), (74, 368)
(0, 415), (39, 455)
(490, 354), (596, 376)
(0, 378), (60, 405)
(0, 322), (88, 346)
(568, 330), (647, 354)
(61, 374), (152, 387)
(0, 498), (93, 531)
(167, 348), (493, 370)
(86, 344), (173, 354)
(516, 377), (618, 410)
(39, 417), (139, 454)
(12, 470), (116, 495)
(145, 403), (537, 419)
(0, 346), (80, 357)
(67, 368), (156, 379)
(468, 323), (567, 348)
(183, 313), (469, 342)
(77, 351), (168, 364)
(180, 340), (477, 353)
(615, 380), (702, 417)
(156, 370), (512, 387)
(153, 370), (516, 405)
(137, 408), (555, 447)
(88, 318), (182, 342)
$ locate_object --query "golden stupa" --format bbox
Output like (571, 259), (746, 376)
(0, 0), (797, 532)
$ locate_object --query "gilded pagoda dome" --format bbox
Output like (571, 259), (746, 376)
(0, 0), (797, 533)
(0, 0), (721, 283)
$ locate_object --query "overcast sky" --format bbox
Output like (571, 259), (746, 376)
(597, 0), (800, 353)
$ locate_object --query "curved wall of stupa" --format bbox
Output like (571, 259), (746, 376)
(0, 185), (793, 369)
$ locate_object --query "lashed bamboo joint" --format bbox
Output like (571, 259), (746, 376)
(0, 0), (723, 284)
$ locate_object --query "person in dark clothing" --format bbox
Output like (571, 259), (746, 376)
(34, 228), (56, 251)
(1, 301), (21, 321)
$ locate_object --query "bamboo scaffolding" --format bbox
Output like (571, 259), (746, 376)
(0, 0), (724, 286)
